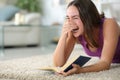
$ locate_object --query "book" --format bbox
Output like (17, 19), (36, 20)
(39, 55), (91, 72)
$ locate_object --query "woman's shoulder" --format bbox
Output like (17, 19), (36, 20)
(104, 18), (117, 25)
(103, 18), (120, 36)
(103, 18), (119, 29)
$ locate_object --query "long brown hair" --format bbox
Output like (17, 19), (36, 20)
(67, 0), (104, 48)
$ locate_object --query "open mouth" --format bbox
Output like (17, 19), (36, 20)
(72, 27), (79, 32)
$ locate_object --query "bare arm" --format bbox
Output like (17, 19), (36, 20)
(81, 19), (120, 72)
(61, 18), (120, 76)
(80, 18), (120, 73)
(53, 22), (76, 67)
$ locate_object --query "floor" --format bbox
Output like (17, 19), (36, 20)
(0, 43), (83, 61)
(0, 44), (57, 61)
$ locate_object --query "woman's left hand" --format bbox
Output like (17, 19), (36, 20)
(59, 64), (82, 76)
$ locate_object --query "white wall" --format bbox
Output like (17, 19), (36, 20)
(41, 0), (66, 25)
(92, 0), (120, 18)
(42, 0), (120, 25)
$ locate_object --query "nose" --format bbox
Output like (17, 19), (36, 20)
(67, 18), (74, 24)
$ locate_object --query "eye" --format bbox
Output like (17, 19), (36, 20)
(73, 17), (79, 19)
(65, 17), (69, 20)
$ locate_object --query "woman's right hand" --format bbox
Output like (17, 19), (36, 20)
(61, 20), (76, 39)
(53, 21), (77, 67)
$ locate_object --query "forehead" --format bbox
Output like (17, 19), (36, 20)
(66, 5), (79, 16)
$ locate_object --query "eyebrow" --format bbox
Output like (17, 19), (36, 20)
(66, 15), (79, 18)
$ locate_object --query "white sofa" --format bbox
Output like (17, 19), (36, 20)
(0, 3), (41, 46)
(3, 25), (40, 47)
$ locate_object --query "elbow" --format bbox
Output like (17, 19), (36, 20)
(98, 60), (111, 71)
(105, 64), (111, 70)
(53, 59), (60, 67)
(53, 52), (65, 67)
(53, 57), (64, 67)
(104, 65), (110, 70)
(53, 58), (65, 67)
(53, 61), (64, 67)
(54, 63), (63, 67)
(102, 61), (111, 71)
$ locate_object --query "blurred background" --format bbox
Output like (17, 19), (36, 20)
(0, 0), (120, 60)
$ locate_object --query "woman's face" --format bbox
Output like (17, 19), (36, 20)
(66, 5), (84, 37)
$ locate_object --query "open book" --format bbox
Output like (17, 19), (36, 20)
(39, 55), (91, 72)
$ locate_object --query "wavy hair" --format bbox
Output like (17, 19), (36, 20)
(67, 0), (104, 47)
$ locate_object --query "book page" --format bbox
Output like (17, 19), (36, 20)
(39, 56), (80, 72)
(61, 56), (79, 70)
(39, 55), (91, 72)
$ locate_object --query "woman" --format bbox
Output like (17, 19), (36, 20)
(53, 0), (120, 76)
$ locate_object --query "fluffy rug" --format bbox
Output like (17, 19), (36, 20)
(0, 49), (120, 80)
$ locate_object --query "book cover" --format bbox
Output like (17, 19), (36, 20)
(39, 55), (91, 72)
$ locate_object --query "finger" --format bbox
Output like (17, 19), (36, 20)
(58, 70), (73, 77)
(64, 68), (76, 76)
(57, 71), (63, 74)
(59, 71), (68, 77)
(64, 64), (79, 76)
(62, 26), (73, 34)
(55, 72), (60, 75)
(55, 71), (65, 76)
(60, 66), (78, 76)
(72, 64), (81, 74)
(72, 64), (79, 68)
(64, 20), (70, 25)
(64, 21), (74, 30)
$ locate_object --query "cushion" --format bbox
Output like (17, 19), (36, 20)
(0, 5), (20, 21)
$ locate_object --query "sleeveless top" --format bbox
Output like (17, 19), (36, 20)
(78, 18), (120, 63)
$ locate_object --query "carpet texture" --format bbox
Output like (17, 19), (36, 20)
(0, 50), (120, 80)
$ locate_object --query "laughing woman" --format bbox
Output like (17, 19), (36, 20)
(53, 0), (120, 76)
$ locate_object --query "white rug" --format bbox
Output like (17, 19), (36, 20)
(0, 49), (120, 80)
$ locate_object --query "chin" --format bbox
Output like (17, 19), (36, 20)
(73, 32), (82, 38)
(73, 34), (80, 38)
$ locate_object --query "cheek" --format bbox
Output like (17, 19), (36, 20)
(73, 27), (84, 37)
(76, 20), (83, 26)
(77, 24), (84, 36)
(77, 21), (84, 32)
(79, 25), (84, 32)
(78, 27), (84, 36)
(73, 20), (84, 37)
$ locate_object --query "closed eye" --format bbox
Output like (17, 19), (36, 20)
(73, 17), (79, 19)
(72, 15), (80, 19)
(73, 16), (79, 19)
(65, 15), (80, 20)
(65, 17), (69, 20)
(65, 16), (69, 20)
